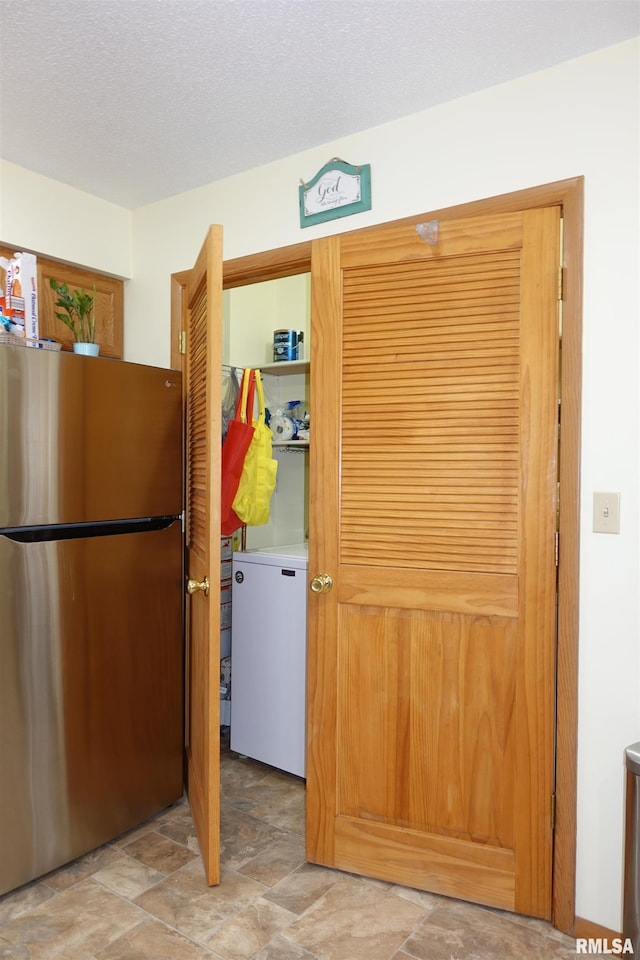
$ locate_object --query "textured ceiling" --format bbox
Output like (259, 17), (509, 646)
(0, 0), (638, 209)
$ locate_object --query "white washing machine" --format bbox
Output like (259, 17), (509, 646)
(230, 543), (308, 777)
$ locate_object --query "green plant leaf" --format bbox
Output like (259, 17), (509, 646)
(50, 277), (95, 342)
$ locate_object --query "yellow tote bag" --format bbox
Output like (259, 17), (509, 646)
(232, 369), (278, 526)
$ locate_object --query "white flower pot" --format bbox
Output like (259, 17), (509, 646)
(73, 342), (100, 357)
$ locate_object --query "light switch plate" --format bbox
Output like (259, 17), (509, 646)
(593, 492), (621, 534)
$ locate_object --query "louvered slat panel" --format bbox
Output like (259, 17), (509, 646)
(340, 251), (520, 574)
(186, 280), (208, 554)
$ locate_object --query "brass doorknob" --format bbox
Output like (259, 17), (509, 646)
(187, 576), (209, 596)
(310, 573), (333, 595)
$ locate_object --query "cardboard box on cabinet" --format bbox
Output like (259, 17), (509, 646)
(0, 252), (38, 341)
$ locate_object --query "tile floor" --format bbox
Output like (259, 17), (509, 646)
(0, 737), (578, 959)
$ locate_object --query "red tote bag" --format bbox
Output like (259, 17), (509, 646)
(221, 368), (256, 535)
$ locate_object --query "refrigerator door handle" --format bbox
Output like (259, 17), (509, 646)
(0, 516), (178, 543)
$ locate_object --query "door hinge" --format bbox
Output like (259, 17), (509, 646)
(551, 792), (557, 831)
(557, 215), (565, 338)
(555, 531), (559, 567)
(558, 267), (564, 340)
(179, 330), (186, 355)
(558, 216), (565, 300)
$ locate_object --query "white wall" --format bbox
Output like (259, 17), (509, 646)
(0, 160), (131, 278)
(1, 38), (638, 931)
(224, 274), (309, 368)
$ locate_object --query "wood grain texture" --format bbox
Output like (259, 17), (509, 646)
(337, 607), (517, 847)
(552, 179), (583, 936)
(340, 211), (523, 268)
(306, 204), (561, 920)
(574, 918), (621, 941)
(223, 241), (312, 288)
(338, 566), (518, 617)
(184, 226), (223, 886)
(334, 816), (515, 910)
(305, 235), (342, 868)
(512, 206), (561, 915)
(340, 251), (520, 575)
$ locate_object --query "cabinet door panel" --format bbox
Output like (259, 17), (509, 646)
(38, 260), (123, 358)
(0, 244), (123, 358)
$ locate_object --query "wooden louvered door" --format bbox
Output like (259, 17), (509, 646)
(185, 226), (223, 885)
(306, 207), (561, 918)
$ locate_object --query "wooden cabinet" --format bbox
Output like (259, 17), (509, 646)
(0, 245), (123, 358)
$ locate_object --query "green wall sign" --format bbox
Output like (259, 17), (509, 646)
(299, 158), (371, 228)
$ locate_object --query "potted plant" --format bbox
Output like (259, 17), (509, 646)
(49, 278), (99, 355)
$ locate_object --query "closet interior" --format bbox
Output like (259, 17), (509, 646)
(219, 273), (311, 776)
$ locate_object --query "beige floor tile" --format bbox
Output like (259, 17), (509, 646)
(134, 859), (268, 945)
(389, 883), (442, 911)
(225, 771), (306, 835)
(92, 854), (166, 899)
(122, 830), (198, 874)
(493, 907), (580, 948)
(0, 880), (144, 960)
(157, 805), (202, 853)
(250, 937), (319, 960)
(283, 875), (427, 960)
(0, 879), (56, 924)
(41, 844), (126, 892)
(0, 933), (30, 960)
(220, 803), (291, 870)
(402, 897), (577, 960)
(237, 832), (306, 886)
(204, 898), (296, 959)
(263, 862), (341, 915)
(220, 754), (274, 797)
(95, 918), (214, 959)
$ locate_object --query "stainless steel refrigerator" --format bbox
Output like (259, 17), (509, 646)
(0, 344), (184, 895)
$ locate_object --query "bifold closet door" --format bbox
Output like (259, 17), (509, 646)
(306, 206), (561, 919)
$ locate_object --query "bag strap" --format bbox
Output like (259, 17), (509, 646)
(236, 368), (256, 424)
(254, 369), (266, 424)
(234, 370), (248, 419)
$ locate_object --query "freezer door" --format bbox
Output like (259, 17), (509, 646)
(232, 543), (308, 568)
(0, 345), (182, 527)
(230, 557), (307, 777)
(0, 520), (183, 895)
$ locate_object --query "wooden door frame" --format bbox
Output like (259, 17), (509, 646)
(170, 178), (582, 935)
